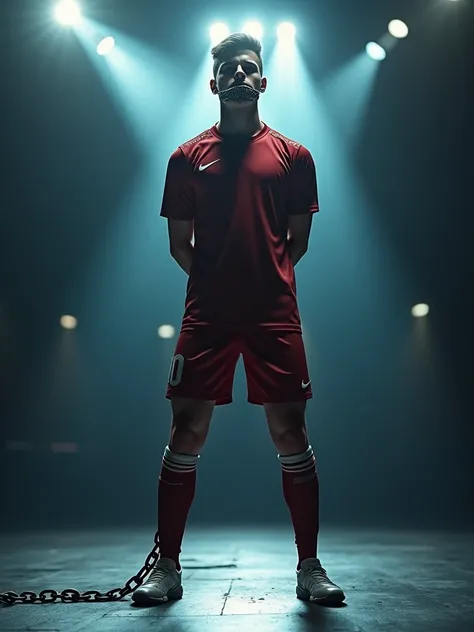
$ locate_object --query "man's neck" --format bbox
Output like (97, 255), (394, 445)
(217, 106), (264, 137)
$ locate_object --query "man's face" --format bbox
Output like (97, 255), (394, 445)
(210, 50), (267, 103)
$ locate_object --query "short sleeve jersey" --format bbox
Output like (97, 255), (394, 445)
(160, 123), (319, 333)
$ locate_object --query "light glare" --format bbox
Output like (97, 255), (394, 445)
(366, 42), (387, 61)
(411, 304), (430, 318)
(242, 21), (263, 40)
(210, 23), (230, 46)
(97, 36), (115, 56)
(388, 19), (409, 39)
(277, 22), (296, 41)
(54, 0), (82, 26)
(60, 315), (78, 330)
(158, 324), (176, 339)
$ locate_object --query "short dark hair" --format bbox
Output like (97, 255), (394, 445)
(211, 32), (263, 78)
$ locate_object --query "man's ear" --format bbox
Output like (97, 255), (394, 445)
(210, 79), (218, 94)
(260, 77), (267, 93)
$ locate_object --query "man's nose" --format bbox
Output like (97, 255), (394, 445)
(234, 65), (245, 80)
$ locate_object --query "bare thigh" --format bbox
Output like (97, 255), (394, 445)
(168, 397), (215, 454)
(264, 400), (309, 455)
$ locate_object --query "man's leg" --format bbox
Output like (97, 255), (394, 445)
(133, 397), (213, 605)
(264, 400), (319, 568)
(157, 396), (215, 570)
(242, 331), (317, 566)
(133, 329), (240, 605)
(158, 329), (239, 567)
(242, 331), (345, 604)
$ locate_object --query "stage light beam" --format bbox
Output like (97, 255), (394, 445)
(158, 324), (176, 339)
(60, 315), (78, 330)
(388, 20), (409, 39)
(277, 22), (296, 42)
(241, 21), (263, 39)
(97, 36), (115, 56)
(366, 42), (387, 61)
(210, 23), (230, 46)
(411, 304), (430, 318)
(54, 0), (82, 26)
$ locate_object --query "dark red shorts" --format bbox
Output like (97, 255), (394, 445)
(166, 328), (312, 406)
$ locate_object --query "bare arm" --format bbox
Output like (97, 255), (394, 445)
(287, 213), (313, 266)
(168, 218), (194, 275)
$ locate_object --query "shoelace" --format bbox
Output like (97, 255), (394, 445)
(148, 565), (172, 583)
(306, 565), (331, 585)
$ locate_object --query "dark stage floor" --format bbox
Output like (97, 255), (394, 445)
(0, 526), (473, 631)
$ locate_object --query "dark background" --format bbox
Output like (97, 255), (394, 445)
(0, 0), (472, 532)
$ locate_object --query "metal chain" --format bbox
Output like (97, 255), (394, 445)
(0, 531), (160, 605)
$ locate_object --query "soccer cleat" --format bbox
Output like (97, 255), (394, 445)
(132, 557), (183, 605)
(296, 558), (346, 605)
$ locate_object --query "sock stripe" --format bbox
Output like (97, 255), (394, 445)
(163, 446), (200, 474)
(278, 446), (315, 474)
(280, 457), (315, 474)
(162, 460), (196, 474)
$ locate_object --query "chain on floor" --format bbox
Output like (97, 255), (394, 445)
(0, 531), (160, 605)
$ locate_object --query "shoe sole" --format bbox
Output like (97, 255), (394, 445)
(296, 586), (345, 605)
(132, 585), (183, 605)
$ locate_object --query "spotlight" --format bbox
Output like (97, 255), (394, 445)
(277, 22), (296, 41)
(241, 21), (263, 39)
(210, 23), (230, 46)
(60, 315), (78, 330)
(54, 0), (82, 26)
(366, 42), (387, 61)
(158, 324), (176, 339)
(388, 19), (409, 39)
(97, 36), (115, 56)
(411, 304), (430, 318)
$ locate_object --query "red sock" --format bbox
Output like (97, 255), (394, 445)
(279, 446), (320, 570)
(157, 446), (199, 571)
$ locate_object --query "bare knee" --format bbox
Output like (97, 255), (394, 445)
(264, 402), (309, 455)
(169, 398), (215, 454)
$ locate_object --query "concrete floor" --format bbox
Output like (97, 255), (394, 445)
(0, 526), (473, 631)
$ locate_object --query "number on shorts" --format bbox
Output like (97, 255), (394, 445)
(168, 354), (184, 387)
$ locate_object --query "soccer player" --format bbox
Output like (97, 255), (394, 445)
(132, 33), (345, 606)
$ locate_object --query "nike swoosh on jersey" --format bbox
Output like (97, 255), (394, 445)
(301, 380), (311, 389)
(198, 159), (220, 171)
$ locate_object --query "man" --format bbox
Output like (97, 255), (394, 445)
(132, 33), (345, 606)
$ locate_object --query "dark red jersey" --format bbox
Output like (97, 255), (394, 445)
(160, 123), (319, 332)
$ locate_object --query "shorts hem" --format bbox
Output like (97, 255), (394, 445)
(166, 393), (233, 406)
(247, 393), (313, 406)
(180, 323), (302, 334)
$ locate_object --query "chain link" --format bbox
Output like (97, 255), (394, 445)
(0, 531), (160, 605)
